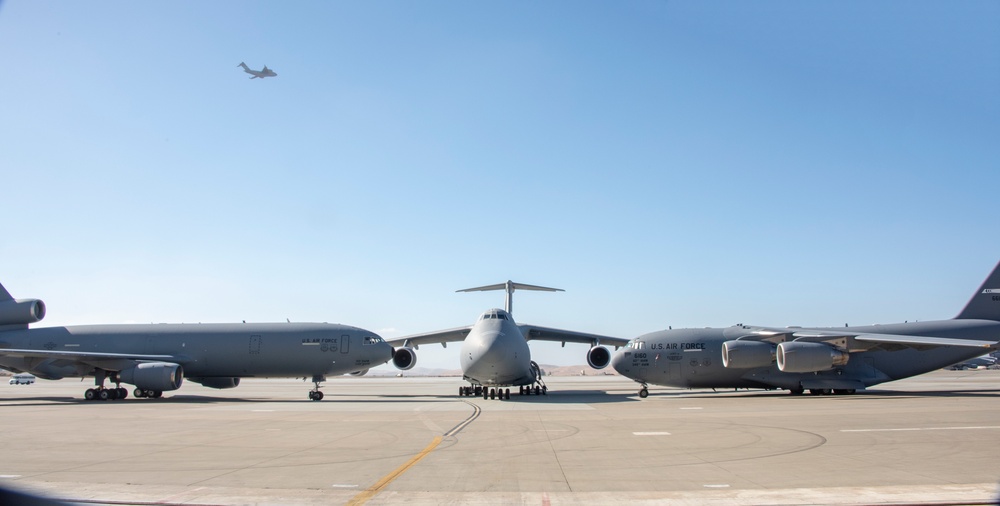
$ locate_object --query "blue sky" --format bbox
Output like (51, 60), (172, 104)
(1, 1), (998, 371)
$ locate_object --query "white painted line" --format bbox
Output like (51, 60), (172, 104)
(331, 484), (359, 488)
(633, 432), (671, 436)
(842, 426), (1000, 433)
(0, 475), (22, 479)
(252, 410), (275, 412)
(680, 407), (703, 410)
(704, 484), (730, 488)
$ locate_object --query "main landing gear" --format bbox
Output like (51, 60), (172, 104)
(83, 369), (132, 401)
(308, 375), (326, 401)
(518, 384), (547, 396)
(788, 387), (857, 396)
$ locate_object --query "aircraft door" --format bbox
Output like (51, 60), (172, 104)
(340, 335), (350, 354)
(250, 335), (262, 355)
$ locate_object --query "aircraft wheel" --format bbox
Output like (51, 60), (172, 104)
(638, 388), (649, 398)
(459, 386), (464, 397)
(789, 387), (804, 395)
(85, 388), (97, 401)
(483, 388), (488, 400)
(542, 386), (547, 395)
(315, 391), (324, 401)
(118, 388), (128, 399)
(99, 389), (110, 401)
(489, 388), (495, 400)
(152, 390), (163, 398)
(505, 388), (510, 400)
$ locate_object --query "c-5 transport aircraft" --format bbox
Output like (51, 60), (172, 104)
(0, 281), (392, 401)
(238, 61), (277, 79)
(389, 281), (627, 400)
(612, 261), (1000, 398)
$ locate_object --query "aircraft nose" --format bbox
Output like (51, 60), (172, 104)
(611, 348), (628, 375)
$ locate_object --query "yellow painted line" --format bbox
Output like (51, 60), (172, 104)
(346, 436), (443, 506)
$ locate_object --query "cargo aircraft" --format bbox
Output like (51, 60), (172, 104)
(389, 281), (627, 400)
(238, 62), (277, 79)
(0, 281), (392, 401)
(613, 260), (1000, 397)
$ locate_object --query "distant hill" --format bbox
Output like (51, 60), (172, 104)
(365, 364), (619, 378)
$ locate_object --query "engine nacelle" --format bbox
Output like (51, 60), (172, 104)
(349, 369), (369, 377)
(776, 342), (849, 373)
(0, 298), (46, 326)
(120, 362), (184, 391)
(392, 347), (417, 371)
(722, 340), (776, 369)
(587, 346), (611, 369)
(188, 377), (240, 389)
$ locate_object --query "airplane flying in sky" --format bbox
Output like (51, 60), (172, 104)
(0, 281), (392, 401)
(612, 260), (1000, 397)
(389, 281), (628, 400)
(238, 61), (277, 79)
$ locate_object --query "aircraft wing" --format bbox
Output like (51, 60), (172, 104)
(387, 326), (472, 349)
(0, 348), (182, 371)
(741, 326), (998, 351)
(517, 324), (629, 348)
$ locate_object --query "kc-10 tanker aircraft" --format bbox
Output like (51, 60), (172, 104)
(389, 281), (628, 400)
(0, 281), (393, 401)
(612, 260), (1000, 397)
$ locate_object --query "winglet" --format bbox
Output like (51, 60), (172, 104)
(955, 260), (1000, 321)
(457, 281), (563, 314)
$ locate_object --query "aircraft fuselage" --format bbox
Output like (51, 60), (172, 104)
(612, 320), (1000, 391)
(460, 309), (535, 386)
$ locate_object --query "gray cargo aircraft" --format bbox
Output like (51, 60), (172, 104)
(389, 281), (627, 399)
(0, 281), (392, 401)
(613, 261), (1000, 397)
(238, 62), (277, 79)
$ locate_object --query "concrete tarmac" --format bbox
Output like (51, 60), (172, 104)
(1, 370), (999, 505)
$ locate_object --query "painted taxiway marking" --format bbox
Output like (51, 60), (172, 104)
(347, 436), (443, 506)
(842, 426), (1000, 433)
(704, 484), (731, 488)
(332, 484), (359, 488)
(680, 407), (703, 410)
(252, 409), (275, 412)
(348, 400), (482, 505)
(633, 432), (671, 436)
(0, 475), (22, 479)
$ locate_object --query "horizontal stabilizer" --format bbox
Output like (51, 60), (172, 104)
(457, 281), (563, 293)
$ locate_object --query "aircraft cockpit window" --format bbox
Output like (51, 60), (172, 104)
(363, 336), (384, 345)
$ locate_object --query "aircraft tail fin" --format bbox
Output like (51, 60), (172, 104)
(457, 281), (563, 315)
(238, 62), (249, 70)
(0, 282), (12, 302)
(955, 260), (1000, 321)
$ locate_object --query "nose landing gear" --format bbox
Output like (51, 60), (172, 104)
(308, 375), (326, 401)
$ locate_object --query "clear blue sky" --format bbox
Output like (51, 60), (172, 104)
(1, 1), (998, 371)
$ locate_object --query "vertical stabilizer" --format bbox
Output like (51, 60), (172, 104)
(457, 281), (563, 314)
(955, 260), (1000, 321)
(0, 282), (12, 302)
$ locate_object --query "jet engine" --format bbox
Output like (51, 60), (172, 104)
(392, 347), (417, 371)
(120, 362), (184, 391)
(587, 346), (611, 369)
(776, 342), (849, 373)
(0, 298), (46, 326)
(349, 369), (369, 377)
(721, 340), (776, 369)
(188, 377), (240, 389)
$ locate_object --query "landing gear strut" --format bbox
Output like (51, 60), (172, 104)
(84, 369), (130, 401)
(308, 375), (326, 401)
(638, 383), (649, 398)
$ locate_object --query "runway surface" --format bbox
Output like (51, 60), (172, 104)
(1, 370), (999, 505)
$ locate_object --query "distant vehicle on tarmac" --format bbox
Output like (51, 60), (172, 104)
(8, 373), (35, 385)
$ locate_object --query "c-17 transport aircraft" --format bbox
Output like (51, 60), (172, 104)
(389, 281), (628, 400)
(0, 281), (392, 401)
(238, 61), (277, 79)
(612, 260), (1000, 398)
